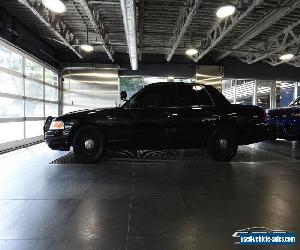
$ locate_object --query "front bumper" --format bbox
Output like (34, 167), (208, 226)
(267, 118), (300, 140)
(45, 130), (71, 151)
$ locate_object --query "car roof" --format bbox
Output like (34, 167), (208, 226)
(144, 82), (204, 87)
(143, 82), (230, 106)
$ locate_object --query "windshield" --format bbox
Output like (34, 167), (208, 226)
(288, 97), (300, 106)
(121, 91), (140, 108)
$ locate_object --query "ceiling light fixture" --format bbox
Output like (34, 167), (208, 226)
(279, 53), (294, 61)
(216, 5), (236, 18)
(185, 48), (198, 56)
(80, 44), (94, 52)
(42, 0), (66, 13)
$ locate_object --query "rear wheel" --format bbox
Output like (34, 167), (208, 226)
(73, 125), (105, 163)
(207, 126), (238, 162)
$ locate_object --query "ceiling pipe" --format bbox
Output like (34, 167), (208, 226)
(120, 0), (138, 70)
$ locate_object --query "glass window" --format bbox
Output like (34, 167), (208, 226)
(129, 85), (176, 108)
(45, 85), (58, 101)
(0, 122), (24, 144)
(0, 42), (60, 144)
(0, 71), (23, 96)
(130, 88), (159, 108)
(25, 80), (44, 99)
(289, 97), (300, 106)
(144, 77), (167, 85)
(236, 81), (254, 105)
(25, 58), (43, 81)
(45, 103), (58, 117)
(158, 86), (177, 107)
(177, 84), (213, 107)
(276, 82), (295, 107)
(120, 77), (144, 99)
(222, 79), (234, 103)
(0, 45), (22, 73)
(25, 120), (44, 138)
(25, 100), (43, 117)
(45, 68), (58, 86)
(256, 81), (272, 109)
(0, 97), (23, 118)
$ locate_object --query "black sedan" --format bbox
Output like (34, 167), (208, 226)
(44, 82), (270, 163)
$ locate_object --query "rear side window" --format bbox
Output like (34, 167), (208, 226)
(176, 84), (213, 107)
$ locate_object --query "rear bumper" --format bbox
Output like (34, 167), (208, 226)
(239, 123), (272, 145)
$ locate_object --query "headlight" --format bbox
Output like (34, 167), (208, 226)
(50, 120), (64, 130)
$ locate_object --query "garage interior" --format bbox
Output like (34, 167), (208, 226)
(0, 0), (300, 249)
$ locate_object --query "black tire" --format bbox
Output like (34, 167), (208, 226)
(73, 125), (106, 163)
(207, 126), (238, 162)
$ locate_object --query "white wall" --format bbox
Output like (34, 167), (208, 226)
(62, 68), (119, 114)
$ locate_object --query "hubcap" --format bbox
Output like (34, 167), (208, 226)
(84, 139), (95, 150)
(219, 139), (228, 149)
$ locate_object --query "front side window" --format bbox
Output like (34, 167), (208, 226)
(126, 85), (176, 108)
(177, 84), (213, 107)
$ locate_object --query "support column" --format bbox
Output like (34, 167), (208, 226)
(233, 79), (237, 104)
(270, 80), (276, 109)
(252, 80), (257, 106)
(294, 82), (298, 100)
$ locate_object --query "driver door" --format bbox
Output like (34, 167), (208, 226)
(120, 84), (177, 148)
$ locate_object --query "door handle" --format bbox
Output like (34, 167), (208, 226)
(161, 112), (172, 118)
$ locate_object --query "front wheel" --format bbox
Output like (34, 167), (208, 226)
(207, 126), (238, 162)
(73, 125), (106, 163)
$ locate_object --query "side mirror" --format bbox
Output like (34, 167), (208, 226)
(120, 90), (128, 101)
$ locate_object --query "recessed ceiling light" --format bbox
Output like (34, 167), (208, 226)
(185, 48), (198, 56)
(80, 44), (94, 52)
(42, 0), (66, 13)
(216, 5), (236, 18)
(279, 53), (294, 61)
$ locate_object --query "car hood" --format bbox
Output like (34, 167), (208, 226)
(267, 106), (300, 115)
(58, 107), (119, 120)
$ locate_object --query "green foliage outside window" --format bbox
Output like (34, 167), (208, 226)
(120, 77), (144, 99)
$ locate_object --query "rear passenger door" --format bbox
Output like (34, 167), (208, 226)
(173, 84), (217, 146)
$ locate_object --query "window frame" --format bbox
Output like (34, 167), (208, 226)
(124, 84), (177, 109)
(0, 39), (60, 151)
(174, 84), (215, 108)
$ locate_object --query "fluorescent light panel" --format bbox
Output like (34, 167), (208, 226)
(42, 0), (66, 13)
(216, 5), (236, 18)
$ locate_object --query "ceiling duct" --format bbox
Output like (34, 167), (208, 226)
(120, 0), (138, 70)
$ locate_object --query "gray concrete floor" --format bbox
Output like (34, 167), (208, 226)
(0, 141), (299, 249)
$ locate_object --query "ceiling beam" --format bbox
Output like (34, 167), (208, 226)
(78, 0), (114, 62)
(165, 0), (202, 62)
(238, 20), (300, 65)
(120, 0), (138, 70)
(16, 0), (83, 58)
(193, 0), (263, 62)
(217, 0), (300, 61)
